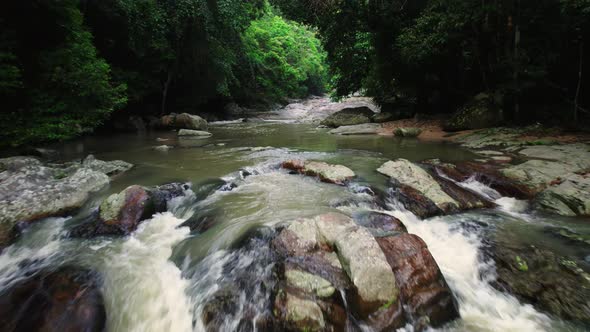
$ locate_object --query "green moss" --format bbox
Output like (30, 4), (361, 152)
(379, 297), (397, 310)
(515, 256), (528, 272)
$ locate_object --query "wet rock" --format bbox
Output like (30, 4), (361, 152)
(201, 287), (241, 331)
(535, 173), (590, 216)
(444, 93), (503, 131)
(177, 129), (213, 138)
(0, 267), (106, 332)
(500, 159), (569, 193)
(273, 213), (399, 318)
(70, 183), (188, 237)
(433, 161), (535, 199)
(352, 211), (407, 237)
(274, 291), (326, 331)
(378, 159), (458, 213)
(517, 144), (590, 170)
(329, 123), (381, 135)
(393, 127), (423, 138)
(377, 234), (459, 328)
(160, 112), (208, 131)
(386, 184), (443, 219)
(319, 106), (375, 128)
(282, 160), (355, 185)
(489, 237), (590, 324)
(153, 145), (172, 152)
(430, 172), (495, 210)
(83, 154), (133, 176)
(285, 269), (336, 298)
(0, 157), (113, 247)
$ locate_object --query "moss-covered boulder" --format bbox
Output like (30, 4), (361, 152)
(320, 107), (375, 128)
(393, 127), (423, 137)
(444, 93), (503, 131)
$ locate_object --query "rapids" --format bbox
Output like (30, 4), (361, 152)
(1, 112), (589, 331)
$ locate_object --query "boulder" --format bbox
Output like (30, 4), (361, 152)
(444, 93), (503, 131)
(160, 113), (208, 131)
(70, 183), (189, 237)
(282, 160), (355, 185)
(319, 106), (375, 128)
(385, 185), (443, 219)
(393, 127), (423, 138)
(378, 159), (459, 213)
(377, 234), (459, 328)
(429, 172), (494, 210)
(535, 173), (590, 216)
(329, 123), (381, 135)
(273, 213), (399, 319)
(274, 291), (326, 331)
(177, 129), (212, 138)
(372, 112), (401, 123)
(0, 267), (106, 332)
(352, 211), (407, 237)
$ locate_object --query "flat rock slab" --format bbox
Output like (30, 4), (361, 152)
(535, 173), (590, 216)
(282, 160), (355, 185)
(500, 159), (570, 192)
(178, 129), (213, 138)
(329, 123), (381, 135)
(378, 159), (458, 211)
(517, 144), (590, 169)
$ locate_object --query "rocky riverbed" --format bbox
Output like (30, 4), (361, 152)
(0, 98), (589, 332)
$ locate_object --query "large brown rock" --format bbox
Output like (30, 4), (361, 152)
(377, 234), (459, 328)
(70, 183), (189, 237)
(0, 267), (106, 332)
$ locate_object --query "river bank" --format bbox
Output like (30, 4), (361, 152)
(1, 97), (589, 331)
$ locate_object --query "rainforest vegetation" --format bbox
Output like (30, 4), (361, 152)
(1, 0), (589, 146)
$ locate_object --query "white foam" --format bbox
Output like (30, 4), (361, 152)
(100, 213), (193, 332)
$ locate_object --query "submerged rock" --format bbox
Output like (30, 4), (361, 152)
(489, 236), (590, 324)
(320, 106), (375, 128)
(70, 183), (189, 237)
(160, 112), (208, 131)
(329, 123), (381, 135)
(378, 159), (458, 215)
(282, 160), (355, 185)
(0, 267), (106, 332)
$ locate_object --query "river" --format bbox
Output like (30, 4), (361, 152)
(1, 118), (589, 331)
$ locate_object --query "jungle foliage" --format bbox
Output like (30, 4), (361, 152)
(0, 0), (327, 146)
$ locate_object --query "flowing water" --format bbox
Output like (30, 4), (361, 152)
(2, 120), (590, 331)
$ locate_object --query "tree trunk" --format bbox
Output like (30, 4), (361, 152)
(574, 41), (584, 122)
(161, 71), (173, 116)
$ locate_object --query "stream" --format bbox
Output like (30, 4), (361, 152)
(1, 117), (589, 331)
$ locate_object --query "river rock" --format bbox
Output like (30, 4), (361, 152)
(535, 173), (590, 216)
(517, 144), (590, 170)
(431, 161), (535, 199)
(282, 160), (355, 185)
(320, 106), (375, 128)
(444, 93), (503, 131)
(393, 127), (423, 137)
(153, 145), (172, 152)
(377, 234), (459, 328)
(160, 112), (208, 130)
(0, 157), (116, 249)
(352, 211), (407, 237)
(70, 183), (189, 237)
(273, 213), (399, 319)
(378, 159), (459, 214)
(329, 123), (381, 135)
(274, 291), (326, 331)
(489, 235), (590, 324)
(429, 172), (495, 210)
(0, 267), (106, 332)
(83, 154), (133, 176)
(500, 160), (569, 193)
(177, 129), (213, 138)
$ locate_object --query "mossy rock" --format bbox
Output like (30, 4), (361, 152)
(444, 93), (503, 132)
(320, 107), (374, 128)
